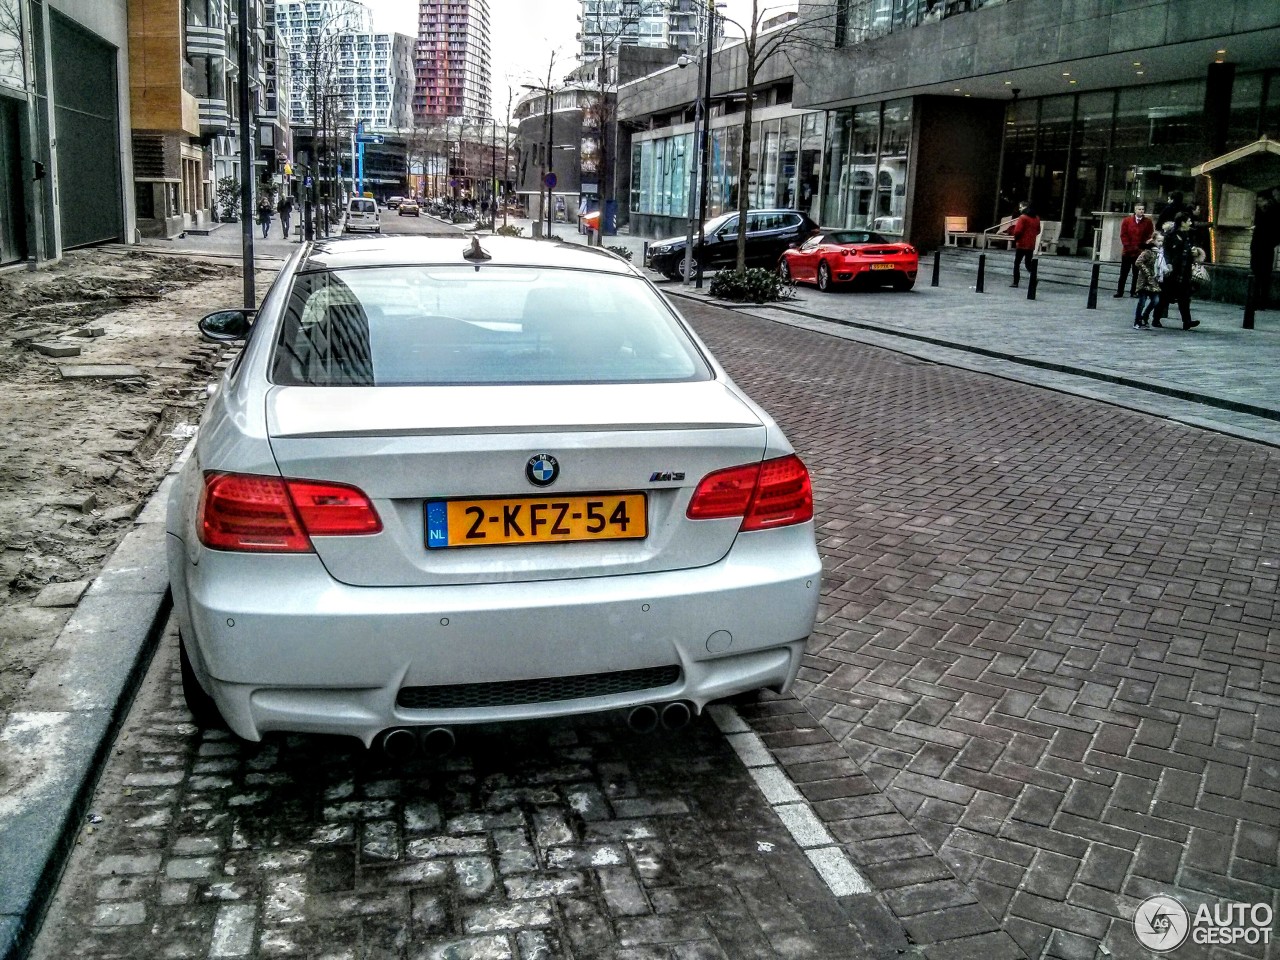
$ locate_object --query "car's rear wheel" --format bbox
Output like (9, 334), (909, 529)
(817, 261), (832, 292)
(179, 634), (225, 729)
(893, 276), (915, 291)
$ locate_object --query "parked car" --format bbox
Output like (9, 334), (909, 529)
(646, 209), (818, 280)
(778, 229), (918, 291)
(398, 199), (420, 217)
(170, 236), (821, 752)
(386, 196), (404, 210)
(345, 197), (380, 233)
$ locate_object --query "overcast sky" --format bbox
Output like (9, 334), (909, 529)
(359, 0), (794, 111)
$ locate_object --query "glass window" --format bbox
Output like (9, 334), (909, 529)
(0, 0), (24, 93)
(274, 268), (710, 387)
(759, 119), (780, 209)
(778, 115), (801, 210)
(876, 99), (911, 230)
(1264, 71), (1280, 139)
(1228, 72), (1263, 148)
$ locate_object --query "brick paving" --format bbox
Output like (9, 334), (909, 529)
(676, 300), (1279, 960)
(25, 295), (1280, 959)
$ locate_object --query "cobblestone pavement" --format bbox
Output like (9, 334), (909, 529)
(29, 297), (1280, 960)
(30, 625), (907, 960)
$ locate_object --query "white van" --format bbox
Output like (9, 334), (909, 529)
(345, 197), (380, 233)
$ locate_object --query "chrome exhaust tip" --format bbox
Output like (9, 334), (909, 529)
(419, 726), (456, 756)
(660, 700), (692, 731)
(380, 727), (419, 761)
(627, 704), (660, 734)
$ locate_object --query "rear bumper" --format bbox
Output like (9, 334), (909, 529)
(169, 524), (820, 744)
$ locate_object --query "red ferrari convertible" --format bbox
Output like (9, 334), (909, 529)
(778, 229), (918, 291)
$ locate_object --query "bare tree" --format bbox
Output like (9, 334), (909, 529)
(719, 1), (838, 269)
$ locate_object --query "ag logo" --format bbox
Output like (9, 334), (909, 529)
(1134, 895), (1190, 952)
(525, 454), (559, 487)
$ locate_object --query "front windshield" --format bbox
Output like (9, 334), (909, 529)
(272, 266), (712, 387)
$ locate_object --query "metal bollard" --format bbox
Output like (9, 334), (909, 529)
(931, 248), (940, 287)
(642, 241), (649, 265)
(1086, 263), (1100, 309)
(975, 254), (985, 293)
(1027, 261), (1038, 300)
(695, 259), (704, 289)
(1244, 273), (1256, 330)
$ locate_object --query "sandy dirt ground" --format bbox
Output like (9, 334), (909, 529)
(0, 248), (268, 727)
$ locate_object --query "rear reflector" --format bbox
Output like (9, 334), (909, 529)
(687, 454), (813, 531)
(199, 473), (381, 552)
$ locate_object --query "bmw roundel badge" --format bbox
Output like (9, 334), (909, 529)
(526, 454), (559, 487)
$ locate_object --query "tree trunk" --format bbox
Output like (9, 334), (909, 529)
(735, 1), (760, 271)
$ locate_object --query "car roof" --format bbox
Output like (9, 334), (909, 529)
(298, 235), (639, 276)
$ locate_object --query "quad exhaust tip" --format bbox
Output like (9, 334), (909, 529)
(628, 701), (693, 733)
(378, 726), (456, 760)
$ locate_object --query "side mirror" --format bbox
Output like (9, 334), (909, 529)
(199, 309), (254, 342)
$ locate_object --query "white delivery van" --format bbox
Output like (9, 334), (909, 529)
(346, 197), (380, 233)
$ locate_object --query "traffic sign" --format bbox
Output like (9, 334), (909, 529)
(357, 133), (384, 144)
(544, 172), (557, 189)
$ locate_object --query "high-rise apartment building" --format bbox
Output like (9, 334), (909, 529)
(578, 0), (707, 60)
(414, 0), (492, 122)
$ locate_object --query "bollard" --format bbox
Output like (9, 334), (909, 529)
(1244, 273), (1256, 330)
(975, 254), (986, 293)
(931, 249), (940, 287)
(1027, 261), (1038, 300)
(642, 241), (649, 265)
(695, 259), (704, 289)
(1086, 263), (1100, 309)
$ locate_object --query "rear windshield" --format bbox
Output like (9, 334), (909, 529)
(350, 200), (376, 214)
(272, 266), (711, 386)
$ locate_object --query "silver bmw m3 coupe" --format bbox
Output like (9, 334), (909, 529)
(167, 236), (821, 748)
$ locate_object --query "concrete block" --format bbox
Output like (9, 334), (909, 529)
(86, 463), (120, 482)
(136, 474), (177, 526)
(58, 365), (145, 380)
(69, 326), (107, 338)
(48, 492), (97, 513)
(82, 524), (169, 597)
(32, 342), (81, 358)
(22, 593), (166, 713)
(32, 581), (89, 608)
(101, 503), (140, 523)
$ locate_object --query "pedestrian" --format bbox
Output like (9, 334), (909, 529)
(1158, 213), (1201, 330)
(1249, 188), (1279, 309)
(1009, 203), (1039, 288)
(1132, 235), (1163, 329)
(256, 192), (274, 240)
(277, 194), (294, 240)
(1156, 191), (1185, 234)
(1115, 202), (1154, 297)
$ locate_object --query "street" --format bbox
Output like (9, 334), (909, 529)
(25, 292), (1279, 960)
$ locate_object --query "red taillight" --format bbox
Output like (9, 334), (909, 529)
(199, 473), (381, 552)
(286, 479), (383, 536)
(687, 454), (813, 531)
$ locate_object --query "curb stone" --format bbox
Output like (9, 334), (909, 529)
(0, 447), (191, 960)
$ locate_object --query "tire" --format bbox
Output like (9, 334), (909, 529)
(893, 276), (916, 291)
(678, 254), (700, 281)
(817, 261), (832, 292)
(179, 633), (226, 730)
(778, 259), (791, 282)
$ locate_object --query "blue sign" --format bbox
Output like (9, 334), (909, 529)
(304, 176), (314, 187)
(544, 172), (558, 189)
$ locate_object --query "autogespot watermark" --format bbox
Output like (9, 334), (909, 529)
(1133, 895), (1274, 951)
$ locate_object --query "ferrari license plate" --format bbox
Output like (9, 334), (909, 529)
(426, 493), (647, 549)
(871, 263), (895, 270)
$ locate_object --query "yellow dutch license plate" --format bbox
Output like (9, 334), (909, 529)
(871, 263), (895, 270)
(425, 493), (647, 549)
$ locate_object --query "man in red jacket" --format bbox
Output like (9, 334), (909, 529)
(1010, 204), (1040, 288)
(1115, 202), (1154, 298)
